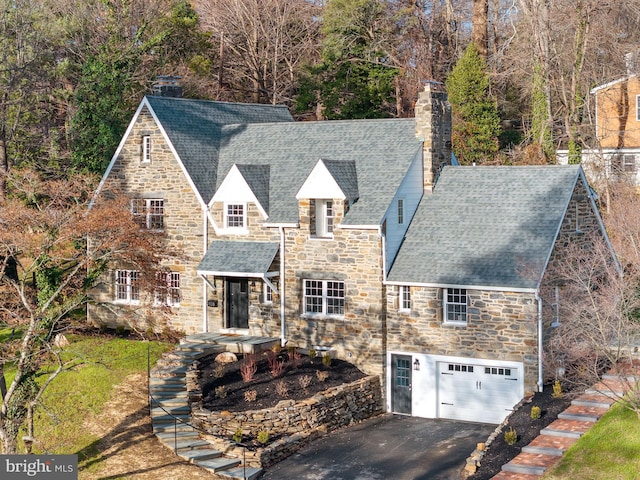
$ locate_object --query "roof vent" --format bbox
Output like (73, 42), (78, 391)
(152, 76), (183, 98)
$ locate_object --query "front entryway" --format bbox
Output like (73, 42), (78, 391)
(225, 278), (249, 329)
(391, 354), (412, 414)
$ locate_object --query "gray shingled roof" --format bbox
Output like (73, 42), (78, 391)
(236, 164), (270, 214)
(387, 165), (582, 290)
(145, 96), (293, 203)
(217, 119), (422, 224)
(322, 159), (359, 203)
(197, 241), (279, 276)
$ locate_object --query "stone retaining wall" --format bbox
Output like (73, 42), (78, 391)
(188, 361), (383, 468)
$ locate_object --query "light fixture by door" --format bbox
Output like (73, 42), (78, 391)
(413, 358), (420, 371)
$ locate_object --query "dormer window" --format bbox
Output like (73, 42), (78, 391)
(142, 135), (151, 163)
(315, 200), (334, 238)
(225, 203), (246, 229)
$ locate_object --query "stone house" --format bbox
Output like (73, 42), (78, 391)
(89, 84), (615, 424)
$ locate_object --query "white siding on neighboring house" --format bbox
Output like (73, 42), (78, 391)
(557, 148), (640, 187)
(384, 152), (424, 271)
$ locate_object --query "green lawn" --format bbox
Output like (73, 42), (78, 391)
(2, 334), (174, 460)
(543, 403), (640, 480)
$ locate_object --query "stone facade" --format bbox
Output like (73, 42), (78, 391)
(88, 107), (206, 334)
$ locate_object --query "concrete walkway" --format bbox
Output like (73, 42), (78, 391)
(491, 374), (626, 479)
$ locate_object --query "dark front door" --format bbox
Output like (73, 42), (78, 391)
(226, 278), (249, 329)
(391, 354), (412, 415)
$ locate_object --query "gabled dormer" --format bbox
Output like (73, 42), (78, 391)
(210, 164), (270, 234)
(296, 159), (358, 239)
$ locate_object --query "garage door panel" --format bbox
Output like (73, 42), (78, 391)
(437, 361), (522, 424)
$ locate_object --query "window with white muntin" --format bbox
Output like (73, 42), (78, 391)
(142, 135), (151, 163)
(155, 271), (181, 307)
(225, 203), (246, 229)
(444, 288), (467, 324)
(399, 285), (411, 311)
(303, 279), (344, 316)
(131, 198), (164, 230)
(315, 200), (334, 238)
(263, 282), (273, 304)
(115, 270), (139, 304)
(397, 198), (405, 225)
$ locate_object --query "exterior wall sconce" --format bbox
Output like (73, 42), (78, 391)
(413, 358), (420, 371)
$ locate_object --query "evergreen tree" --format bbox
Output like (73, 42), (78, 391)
(445, 43), (501, 164)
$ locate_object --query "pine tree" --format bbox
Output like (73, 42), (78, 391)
(445, 44), (501, 164)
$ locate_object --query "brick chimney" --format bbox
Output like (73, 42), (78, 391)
(152, 75), (183, 98)
(415, 82), (452, 192)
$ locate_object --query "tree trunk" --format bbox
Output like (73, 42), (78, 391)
(472, 0), (489, 59)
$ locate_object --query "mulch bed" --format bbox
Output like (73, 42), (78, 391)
(200, 351), (367, 412)
(467, 383), (574, 480)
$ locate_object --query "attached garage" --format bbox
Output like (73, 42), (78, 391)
(388, 353), (524, 424)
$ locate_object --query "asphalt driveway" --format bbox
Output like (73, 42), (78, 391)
(262, 414), (495, 480)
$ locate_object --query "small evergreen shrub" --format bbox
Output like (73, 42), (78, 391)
(232, 428), (243, 444)
(308, 348), (317, 359)
(530, 405), (541, 419)
(504, 427), (517, 446)
(552, 380), (563, 398)
(322, 352), (332, 367)
(257, 430), (270, 444)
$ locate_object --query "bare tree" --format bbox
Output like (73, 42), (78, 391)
(543, 184), (640, 419)
(0, 169), (169, 453)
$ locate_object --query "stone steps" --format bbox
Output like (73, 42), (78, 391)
(149, 336), (263, 479)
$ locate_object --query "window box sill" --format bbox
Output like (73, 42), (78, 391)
(442, 321), (467, 328)
(301, 313), (344, 321)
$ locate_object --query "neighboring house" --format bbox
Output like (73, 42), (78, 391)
(90, 85), (615, 424)
(557, 72), (640, 186)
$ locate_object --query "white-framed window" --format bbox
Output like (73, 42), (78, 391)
(155, 271), (181, 306)
(444, 288), (467, 324)
(142, 135), (151, 163)
(225, 203), (245, 229)
(115, 270), (139, 304)
(613, 153), (636, 173)
(399, 285), (411, 311)
(263, 282), (273, 304)
(303, 279), (345, 316)
(131, 198), (164, 230)
(315, 200), (334, 238)
(397, 198), (404, 225)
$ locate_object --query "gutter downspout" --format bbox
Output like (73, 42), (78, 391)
(202, 207), (209, 333)
(279, 226), (286, 347)
(535, 290), (544, 392)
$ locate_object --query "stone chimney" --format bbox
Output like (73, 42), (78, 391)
(415, 82), (452, 192)
(152, 75), (183, 98)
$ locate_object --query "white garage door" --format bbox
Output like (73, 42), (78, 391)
(437, 361), (522, 424)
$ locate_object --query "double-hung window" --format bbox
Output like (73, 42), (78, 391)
(115, 270), (139, 304)
(131, 199), (164, 230)
(397, 198), (405, 225)
(263, 282), (273, 304)
(399, 285), (411, 311)
(225, 203), (245, 229)
(315, 200), (334, 238)
(155, 271), (181, 306)
(142, 135), (151, 163)
(303, 279), (344, 316)
(444, 288), (467, 324)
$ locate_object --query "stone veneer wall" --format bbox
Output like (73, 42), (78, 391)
(187, 361), (383, 468)
(386, 286), (540, 392)
(88, 107), (206, 334)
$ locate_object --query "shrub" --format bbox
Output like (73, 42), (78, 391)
(316, 370), (329, 382)
(270, 343), (281, 354)
(240, 354), (258, 382)
(322, 352), (332, 367)
(299, 374), (312, 392)
(504, 427), (517, 445)
(257, 430), (270, 444)
(244, 389), (257, 402)
(552, 380), (563, 398)
(232, 428), (243, 444)
(275, 380), (289, 397)
(290, 349), (303, 368)
(270, 359), (286, 378)
(308, 348), (317, 359)
(215, 386), (227, 399)
(212, 363), (225, 379)
(530, 405), (541, 419)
